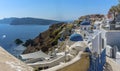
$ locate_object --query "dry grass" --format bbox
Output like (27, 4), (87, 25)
(57, 52), (90, 71)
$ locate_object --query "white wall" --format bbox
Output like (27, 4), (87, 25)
(81, 25), (91, 31)
(28, 55), (66, 68)
(116, 52), (120, 64)
(101, 28), (107, 48)
(116, 52), (120, 59)
(106, 31), (120, 51)
(106, 45), (112, 57)
(92, 32), (102, 54)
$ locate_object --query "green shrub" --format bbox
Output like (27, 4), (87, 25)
(14, 39), (23, 45)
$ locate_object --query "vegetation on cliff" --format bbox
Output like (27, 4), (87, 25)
(22, 14), (105, 54)
(23, 22), (73, 54)
(109, 1), (120, 14)
(14, 39), (23, 45)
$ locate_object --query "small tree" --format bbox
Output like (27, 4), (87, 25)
(23, 39), (35, 46)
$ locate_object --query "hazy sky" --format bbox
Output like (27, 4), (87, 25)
(0, 0), (118, 21)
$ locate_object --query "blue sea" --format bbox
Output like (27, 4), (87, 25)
(0, 24), (49, 56)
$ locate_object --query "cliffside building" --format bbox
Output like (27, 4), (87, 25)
(80, 21), (91, 31)
(88, 32), (106, 71)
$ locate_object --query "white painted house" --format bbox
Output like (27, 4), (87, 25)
(80, 21), (91, 31)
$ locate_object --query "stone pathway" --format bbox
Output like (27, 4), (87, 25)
(104, 62), (113, 71)
(106, 57), (120, 71)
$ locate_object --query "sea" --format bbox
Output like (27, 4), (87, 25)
(0, 24), (49, 57)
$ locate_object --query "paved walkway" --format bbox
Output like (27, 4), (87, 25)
(42, 51), (83, 71)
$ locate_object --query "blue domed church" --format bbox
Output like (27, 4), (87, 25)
(80, 21), (91, 31)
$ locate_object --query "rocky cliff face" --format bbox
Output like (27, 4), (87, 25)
(23, 22), (73, 54)
(22, 14), (104, 54)
(0, 46), (33, 71)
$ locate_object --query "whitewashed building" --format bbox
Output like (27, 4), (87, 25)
(91, 32), (104, 54)
(80, 21), (91, 31)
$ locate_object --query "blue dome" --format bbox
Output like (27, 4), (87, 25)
(81, 21), (90, 25)
(70, 34), (83, 41)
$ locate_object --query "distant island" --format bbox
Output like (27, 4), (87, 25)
(0, 17), (60, 25)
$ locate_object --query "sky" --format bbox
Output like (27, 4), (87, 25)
(0, 0), (119, 21)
